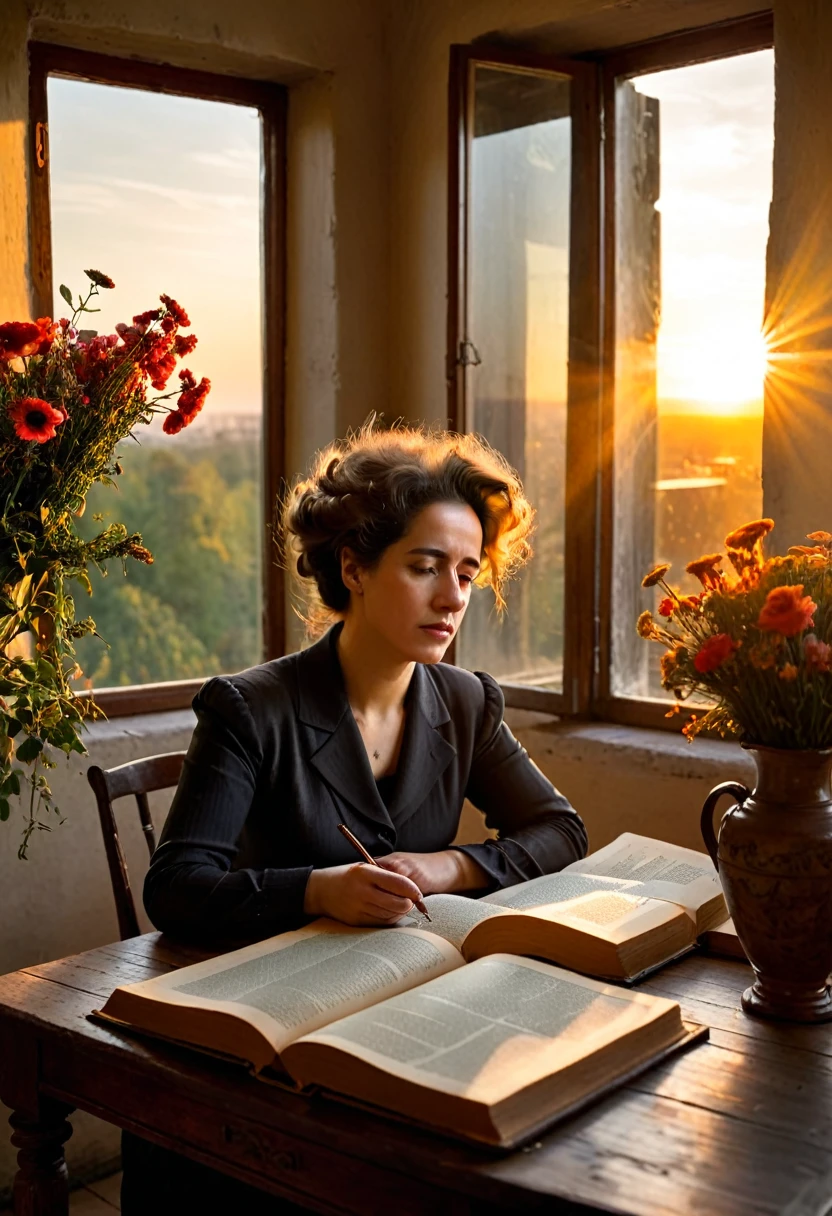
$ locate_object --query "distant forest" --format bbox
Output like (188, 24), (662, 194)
(73, 432), (263, 688)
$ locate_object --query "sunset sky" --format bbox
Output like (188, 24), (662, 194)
(47, 79), (263, 423)
(633, 49), (774, 414)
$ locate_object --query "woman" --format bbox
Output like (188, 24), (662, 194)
(144, 425), (587, 938)
(127, 425), (587, 1213)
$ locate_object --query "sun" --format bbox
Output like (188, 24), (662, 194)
(658, 327), (770, 415)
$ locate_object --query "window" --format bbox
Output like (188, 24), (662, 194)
(449, 17), (774, 726)
(28, 45), (286, 715)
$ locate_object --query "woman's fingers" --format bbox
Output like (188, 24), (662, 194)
(367, 865), (423, 904)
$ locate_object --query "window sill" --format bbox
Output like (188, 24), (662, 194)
(504, 708), (756, 785)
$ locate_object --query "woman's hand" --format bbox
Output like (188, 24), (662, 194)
(303, 862), (425, 926)
(377, 849), (488, 895)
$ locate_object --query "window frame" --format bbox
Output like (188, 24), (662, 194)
(448, 13), (774, 728)
(27, 42), (287, 717)
(447, 44), (602, 716)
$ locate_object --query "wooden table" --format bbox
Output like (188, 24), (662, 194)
(1, 936), (831, 1216)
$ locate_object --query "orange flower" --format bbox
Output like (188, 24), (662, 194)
(636, 611), (660, 640)
(0, 317), (57, 360)
(779, 664), (798, 682)
(642, 563), (670, 588)
(788, 545), (827, 557)
(725, 518), (774, 551)
(693, 634), (738, 674)
(680, 594), (702, 610)
(806, 531), (832, 545)
(658, 597), (675, 617)
(685, 554), (724, 590)
(756, 584), (816, 637)
(804, 636), (832, 673)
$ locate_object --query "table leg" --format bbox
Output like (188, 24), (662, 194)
(9, 1099), (74, 1216)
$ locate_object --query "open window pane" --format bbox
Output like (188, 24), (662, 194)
(47, 79), (264, 688)
(611, 50), (774, 700)
(456, 64), (570, 692)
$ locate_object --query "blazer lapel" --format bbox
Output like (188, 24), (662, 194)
(388, 664), (457, 829)
(297, 626), (392, 829)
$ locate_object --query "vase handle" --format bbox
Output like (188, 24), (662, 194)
(700, 781), (749, 871)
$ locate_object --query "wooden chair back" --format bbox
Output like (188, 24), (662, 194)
(87, 751), (186, 939)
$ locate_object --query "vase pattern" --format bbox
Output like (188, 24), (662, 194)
(701, 747), (832, 1022)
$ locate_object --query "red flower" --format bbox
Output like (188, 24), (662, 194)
(756, 584), (816, 637)
(132, 310), (160, 333)
(0, 317), (56, 360)
(84, 269), (115, 289)
(694, 634), (738, 674)
(8, 397), (66, 443)
(159, 295), (190, 327)
(178, 374), (210, 421)
(658, 597), (675, 617)
(162, 410), (186, 435)
(174, 333), (198, 357)
(804, 636), (832, 673)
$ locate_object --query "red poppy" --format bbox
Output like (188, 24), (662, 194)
(0, 317), (56, 360)
(8, 397), (66, 443)
(159, 295), (190, 327)
(693, 634), (738, 674)
(756, 584), (816, 637)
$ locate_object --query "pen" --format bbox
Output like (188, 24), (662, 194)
(337, 822), (432, 922)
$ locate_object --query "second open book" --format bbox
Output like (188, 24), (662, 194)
(99, 833), (717, 1146)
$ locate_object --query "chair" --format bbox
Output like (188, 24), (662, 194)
(87, 751), (186, 939)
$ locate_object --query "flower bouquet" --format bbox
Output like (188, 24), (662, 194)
(0, 270), (210, 857)
(638, 518), (832, 748)
(638, 519), (832, 1022)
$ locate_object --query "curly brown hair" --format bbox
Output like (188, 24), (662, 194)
(280, 423), (534, 632)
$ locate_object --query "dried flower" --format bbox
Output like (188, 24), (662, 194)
(636, 611), (660, 640)
(8, 397), (66, 443)
(725, 518), (774, 551)
(756, 584), (816, 637)
(642, 563), (670, 588)
(806, 531), (832, 545)
(84, 269), (115, 289)
(125, 542), (154, 565)
(693, 634), (738, 674)
(685, 554), (724, 590)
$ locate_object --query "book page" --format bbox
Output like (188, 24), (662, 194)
(290, 955), (680, 1104)
(113, 920), (464, 1054)
(398, 893), (516, 951)
(478, 870), (679, 946)
(564, 833), (722, 920)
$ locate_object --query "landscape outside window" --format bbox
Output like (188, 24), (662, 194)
(47, 79), (264, 689)
(612, 50), (775, 700)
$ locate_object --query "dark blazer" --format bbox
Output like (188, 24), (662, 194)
(144, 623), (588, 941)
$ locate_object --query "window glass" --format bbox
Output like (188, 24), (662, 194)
(47, 79), (264, 687)
(612, 50), (774, 699)
(456, 65), (571, 692)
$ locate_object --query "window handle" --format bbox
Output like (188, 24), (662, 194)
(457, 338), (482, 368)
(35, 121), (49, 169)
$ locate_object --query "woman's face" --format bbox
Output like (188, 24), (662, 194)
(343, 501), (483, 664)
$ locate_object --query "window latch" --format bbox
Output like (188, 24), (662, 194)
(35, 121), (49, 169)
(457, 339), (482, 368)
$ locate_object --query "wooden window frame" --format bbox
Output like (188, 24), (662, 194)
(447, 44), (602, 717)
(448, 12), (774, 728)
(27, 42), (287, 718)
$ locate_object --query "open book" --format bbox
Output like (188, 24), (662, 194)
(99, 922), (703, 1148)
(405, 831), (726, 982)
